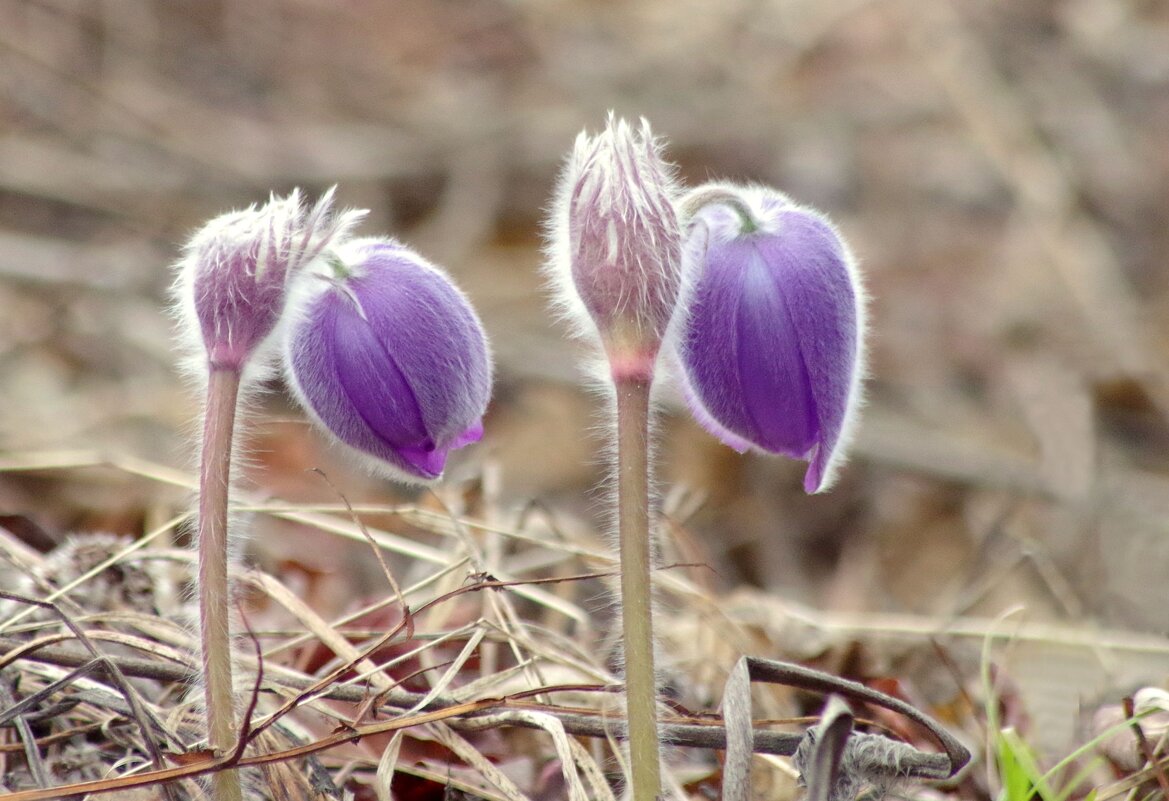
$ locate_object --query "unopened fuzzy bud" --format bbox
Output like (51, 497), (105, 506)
(547, 114), (682, 379)
(175, 187), (365, 373)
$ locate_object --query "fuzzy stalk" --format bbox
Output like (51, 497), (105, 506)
(197, 365), (244, 801)
(614, 373), (662, 801)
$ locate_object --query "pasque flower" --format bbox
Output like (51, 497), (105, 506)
(284, 237), (492, 482)
(175, 187), (365, 373)
(174, 187), (366, 801)
(547, 114), (682, 377)
(545, 114), (685, 801)
(674, 184), (867, 493)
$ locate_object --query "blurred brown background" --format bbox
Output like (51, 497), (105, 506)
(1, 0), (1168, 755)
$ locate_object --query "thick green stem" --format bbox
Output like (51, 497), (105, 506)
(614, 375), (662, 801)
(198, 366), (244, 801)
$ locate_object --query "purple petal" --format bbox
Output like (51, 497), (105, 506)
(330, 292), (433, 453)
(674, 363), (754, 453)
(683, 226), (818, 458)
(735, 243), (819, 457)
(348, 245), (492, 451)
(288, 286), (440, 479)
(762, 210), (859, 491)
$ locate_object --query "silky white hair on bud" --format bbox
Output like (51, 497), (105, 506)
(543, 113), (683, 355)
(171, 186), (368, 387)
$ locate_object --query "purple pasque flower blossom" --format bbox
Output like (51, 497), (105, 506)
(673, 183), (867, 493)
(176, 187), (366, 373)
(283, 237), (492, 482)
(547, 114), (682, 377)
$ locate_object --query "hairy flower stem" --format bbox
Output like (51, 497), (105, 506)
(614, 374), (662, 801)
(198, 365), (244, 801)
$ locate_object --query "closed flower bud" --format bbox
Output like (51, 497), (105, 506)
(547, 114), (682, 377)
(674, 184), (867, 493)
(284, 238), (492, 482)
(176, 187), (365, 373)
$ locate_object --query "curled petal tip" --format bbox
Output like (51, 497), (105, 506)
(398, 444), (448, 479)
(803, 448), (827, 494)
(451, 421), (485, 449)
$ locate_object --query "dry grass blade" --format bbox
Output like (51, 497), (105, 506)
(0, 658), (105, 728)
(262, 575), (451, 664)
(245, 570), (402, 694)
(0, 721), (106, 754)
(0, 628), (192, 672)
(373, 730), (404, 801)
(0, 692), (514, 801)
(491, 709), (589, 801)
(269, 508), (590, 625)
(0, 513), (187, 635)
(721, 656), (753, 801)
(567, 733), (617, 801)
(404, 626), (486, 715)
(308, 467), (411, 635)
(0, 675), (50, 789)
(0, 631), (816, 756)
(425, 722), (531, 801)
(0, 589), (177, 800)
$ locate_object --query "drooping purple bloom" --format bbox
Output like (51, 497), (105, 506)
(176, 188), (366, 373)
(674, 184), (866, 493)
(284, 238), (492, 482)
(547, 114), (682, 375)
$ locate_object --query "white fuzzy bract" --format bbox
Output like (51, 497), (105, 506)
(544, 114), (683, 365)
(173, 187), (367, 382)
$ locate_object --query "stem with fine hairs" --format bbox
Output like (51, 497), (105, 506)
(614, 374), (662, 801)
(198, 365), (244, 801)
